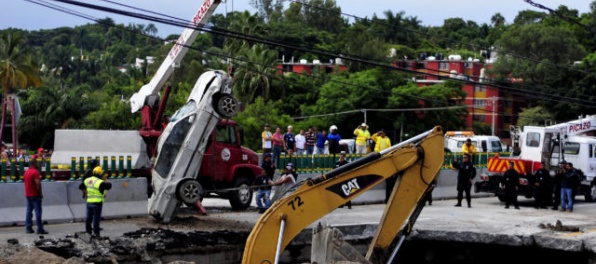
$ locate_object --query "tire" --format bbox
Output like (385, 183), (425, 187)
(229, 176), (253, 210)
(584, 184), (596, 202)
(176, 179), (203, 205)
(215, 94), (238, 119)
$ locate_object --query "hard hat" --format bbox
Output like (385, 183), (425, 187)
(330, 125), (338, 131)
(92, 166), (104, 176)
(285, 163), (294, 170)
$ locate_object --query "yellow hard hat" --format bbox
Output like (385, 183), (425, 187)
(92, 166), (104, 176)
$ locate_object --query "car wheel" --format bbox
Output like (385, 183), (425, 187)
(176, 180), (203, 205)
(585, 183), (596, 202)
(229, 176), (253, 210)
(215, 94), (238, 118)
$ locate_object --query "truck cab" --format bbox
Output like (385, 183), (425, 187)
(199, 120), (260, 208)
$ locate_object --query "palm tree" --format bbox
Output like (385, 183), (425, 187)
(19, 84), (98, 148)
(491, 13), (506, 27)
(0, 32), (41, 94)
(144, 23), (158, 36)
(226, 11), (266, 55)
(0, 31), (42, 151)
(47, 45), (74, 79)
(233, 44), (277, 103)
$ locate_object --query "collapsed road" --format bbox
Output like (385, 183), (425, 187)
(1, 197), (596, 263)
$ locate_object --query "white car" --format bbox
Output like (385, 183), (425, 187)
(148, 70), (238, 223)
(322, 139), (355, 154)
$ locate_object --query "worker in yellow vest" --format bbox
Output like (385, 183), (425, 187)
(353, 123), (370, 154)
(372, 129), (391, 152)
(79, 166), (112, 237)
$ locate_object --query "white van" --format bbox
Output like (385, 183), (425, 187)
(444, 131), (503, 153)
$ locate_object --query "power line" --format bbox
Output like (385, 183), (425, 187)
(291, 106), (467, 120)
(523, 0), (595, 34)
(288, 0), (596, 77)
(23, 0), (539, 126)
(28, 0), (596, 109)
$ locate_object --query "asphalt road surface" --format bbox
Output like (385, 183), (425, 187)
(1, 195), (595, 248)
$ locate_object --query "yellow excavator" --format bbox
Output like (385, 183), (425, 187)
(242, 126), (444, 263)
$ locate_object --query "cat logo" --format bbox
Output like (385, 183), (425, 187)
(326, 175), (382, 199)
(341, 178), (361, 196)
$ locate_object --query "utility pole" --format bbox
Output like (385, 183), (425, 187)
(362, 109), (367, 124)
(491, 96), (496, 136)
(399, 113), (404, 142)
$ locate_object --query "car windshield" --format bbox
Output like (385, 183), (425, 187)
(491, 141), (502, 152)
(154, 115), (194, 178)
(457, 141), (477, 148)
(170, 100), (197, 122)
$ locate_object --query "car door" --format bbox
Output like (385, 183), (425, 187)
(212, 124), (243, 182)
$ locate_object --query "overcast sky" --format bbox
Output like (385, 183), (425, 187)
(2, 0), (594, 37)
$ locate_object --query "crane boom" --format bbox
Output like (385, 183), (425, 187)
(130, 0), (221, 113)
(544, 115), (596, 136)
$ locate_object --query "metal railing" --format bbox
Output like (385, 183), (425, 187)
(0, 155), (134, 182)
(275, 152), (511, 174)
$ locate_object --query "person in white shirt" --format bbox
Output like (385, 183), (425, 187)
(295, 129), (306, 155)
(270, 163), (297, 202)
(261, 124), (273, 153)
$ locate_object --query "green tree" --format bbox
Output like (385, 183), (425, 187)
(513, 10), (547, 25)
(302, 0), (345, 34)
(249, 0), (283, 22)
(387, 80), (467, 134)
(491, 23), (586, 110)
(19, 84), (98, 148)
(233, 97), (293, 151)
(83, 95), (140, 130)
(491, 13), (506, 27)
(0, 31), (42, 95)
(225, 11), (266, 55)
(304, 68), (407, 138)
(516, 106), (555, 126)
(233, 44), (278, 103)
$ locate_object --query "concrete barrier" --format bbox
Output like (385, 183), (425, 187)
(100, 178), (148, 219)
(0, 183), (27, 227)
(41, 181), (74, 224)
(52, 129), (151, 170)
(0, 181), (74, 227)
(66, 180), (87, 221)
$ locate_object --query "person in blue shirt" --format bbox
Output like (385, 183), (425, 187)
(316, 129), (327, 155)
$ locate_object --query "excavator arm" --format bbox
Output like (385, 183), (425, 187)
(242, 126), (444, 263)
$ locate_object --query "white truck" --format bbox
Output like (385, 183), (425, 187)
(475, 115), (596, 202)
(444, 131), (503, 153)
